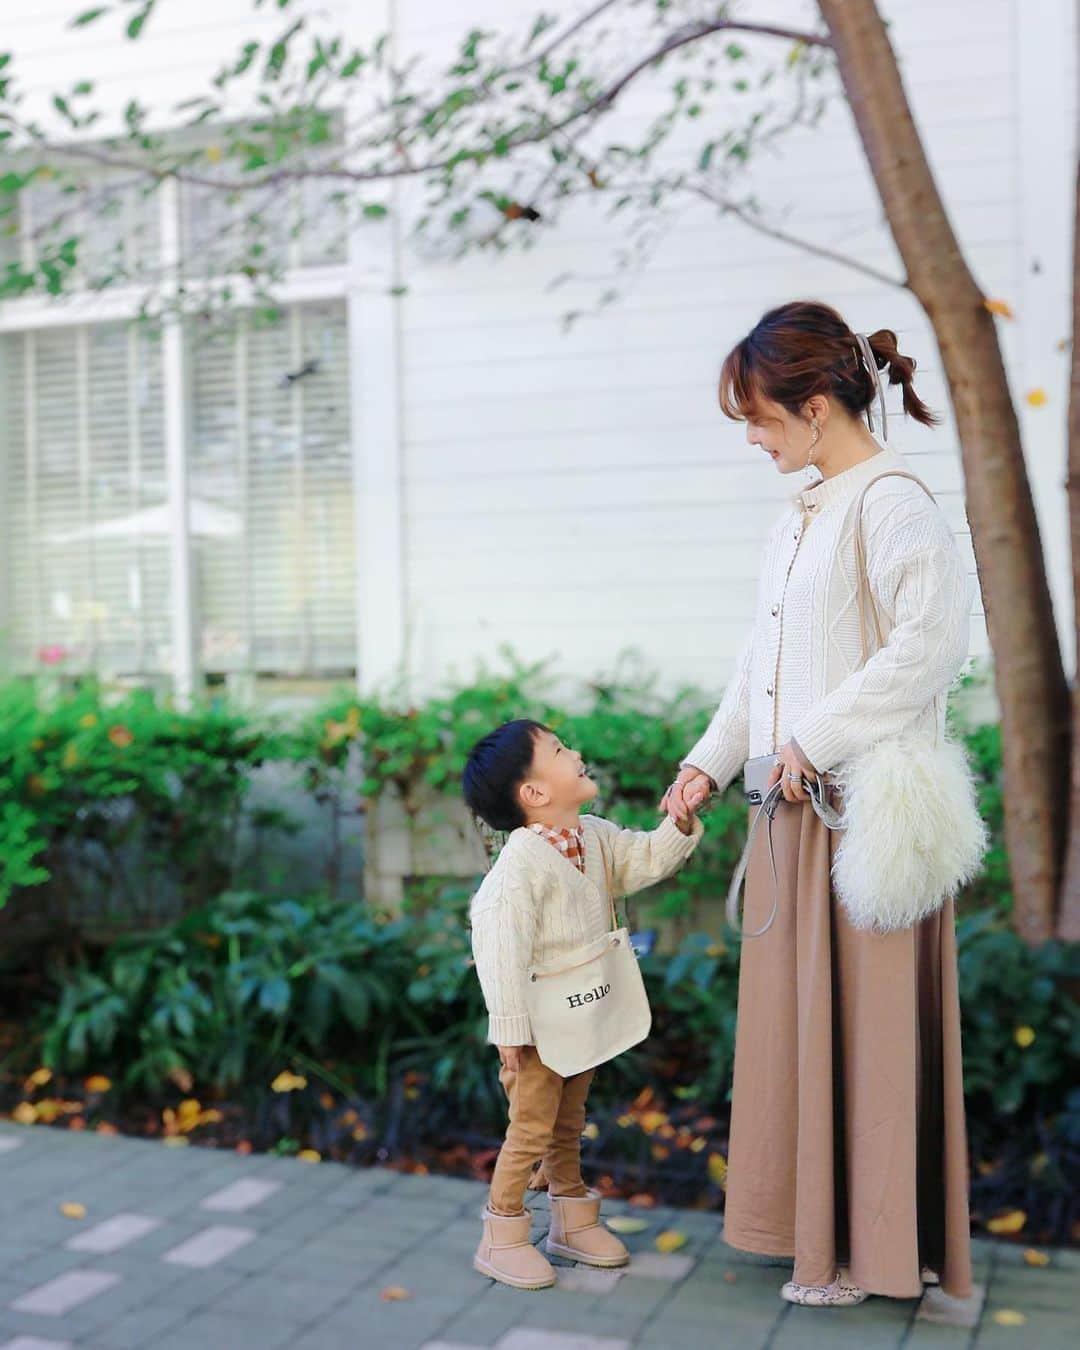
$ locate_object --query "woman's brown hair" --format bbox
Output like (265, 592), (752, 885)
(719, 300), (939, 429)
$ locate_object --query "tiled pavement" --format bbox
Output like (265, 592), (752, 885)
(0, 1124), (1076, 1349)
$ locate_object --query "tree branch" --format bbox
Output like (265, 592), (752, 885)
(687, 183), (907, 289)
(8, 15), (831, 194)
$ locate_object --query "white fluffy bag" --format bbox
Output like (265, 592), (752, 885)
(831, 469), (988, 932)
(830, 735), (987, 932)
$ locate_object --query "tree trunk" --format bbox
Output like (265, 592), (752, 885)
(1059, 134), (1080, 942)
(818, 0), (1070, 945)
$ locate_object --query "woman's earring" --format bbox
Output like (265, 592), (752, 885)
(807, 419), (821, 469)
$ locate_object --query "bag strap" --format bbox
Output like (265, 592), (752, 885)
(725, 776), (843, 936)
(851, 469), (937, 665)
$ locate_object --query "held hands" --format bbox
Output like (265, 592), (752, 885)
(660, 766), (715, 831)
(768, 739), (819, 804)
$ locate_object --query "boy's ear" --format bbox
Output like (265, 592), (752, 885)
(518, 779), (549, 811)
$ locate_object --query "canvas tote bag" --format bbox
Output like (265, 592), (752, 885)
(524, 880), (651, 1077)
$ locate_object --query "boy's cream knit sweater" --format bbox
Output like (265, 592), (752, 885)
(470, 814), (703, 1046)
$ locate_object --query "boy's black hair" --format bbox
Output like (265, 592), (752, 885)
(462, 719), (551, 833)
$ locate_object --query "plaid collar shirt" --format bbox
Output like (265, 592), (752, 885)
(529, 822), (587, 874)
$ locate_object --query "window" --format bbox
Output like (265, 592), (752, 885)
(0, 161), (356, 689)
(190, 303), (355, 675)
(1, 323), (170, 674)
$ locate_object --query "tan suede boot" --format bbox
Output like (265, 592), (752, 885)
(546, 1191), (630, 1268)
(474, 1208), (556, 1290)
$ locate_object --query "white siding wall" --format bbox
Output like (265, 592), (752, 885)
(1, 0), (1074, 696)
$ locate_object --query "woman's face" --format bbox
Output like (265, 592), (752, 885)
(744, 396), (817, 475)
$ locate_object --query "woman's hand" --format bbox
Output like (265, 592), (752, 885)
(497, 1045), (522, 1072)
(768, 739), (818, 804)
(661, 766), (715, 826)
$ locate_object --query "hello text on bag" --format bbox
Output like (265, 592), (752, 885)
(566, 982), (610, 1009)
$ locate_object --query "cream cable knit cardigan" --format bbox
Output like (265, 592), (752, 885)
(470, 814), (703, 1046)
(685, 446), (973, 789)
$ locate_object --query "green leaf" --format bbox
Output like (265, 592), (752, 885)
(258, 975), (291, 1015)
(71, 7), (109, 26)
(126, 2), (155, 40)
(362, 203), (389, 220)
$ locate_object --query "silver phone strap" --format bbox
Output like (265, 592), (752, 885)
(725, 775), (844, 938)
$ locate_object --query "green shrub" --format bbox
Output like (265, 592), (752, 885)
(39, 891), (420, 1094)
(0, 679), (289, 920)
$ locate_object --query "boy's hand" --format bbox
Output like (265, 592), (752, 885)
(673, 807), (697, 836)
(497, 1045), (523, 1072)
(661, 767), (714, 826)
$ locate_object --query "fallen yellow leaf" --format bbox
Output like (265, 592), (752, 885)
(60, 1202), (86, 1220)
(987, 1210), (1026, 1235)
(162, 1136), (190, 1147)
(84, 1075), (112, 1094)
(983, 298), (1015, 319)
(639, 1111), (668, 1135)
(297, 1149), (321, 1163)
(271, 1070), (308, 1093)
(582, 1122), (599, 1140)
(1025, 388), (1048, 407)
(992, 1309), (1028, 1327)
(1014, 1025), (1036, 1048)
(707, 1153), (729, 1187)
(206, 144), (223, 163)
(1023, 1248), (1050, 1267)
(655, 1230), (689, 1254)
(379, 1286), (410, 1302)
(12, 1102), (36, 1125)
(606, 1217), (649, 1235)
(25, 1067), (53, 1089)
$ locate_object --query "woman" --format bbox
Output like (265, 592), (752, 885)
(663, 301), (975, 1307)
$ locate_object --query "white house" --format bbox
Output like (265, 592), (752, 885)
(0, 0), (1074, 705)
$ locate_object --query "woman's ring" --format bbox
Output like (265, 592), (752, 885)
(787, 772), (801, 781)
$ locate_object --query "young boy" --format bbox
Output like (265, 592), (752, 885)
(463, 719), (703, 1290)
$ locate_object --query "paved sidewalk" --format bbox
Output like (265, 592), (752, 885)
(0, 1124), (1075, 1349)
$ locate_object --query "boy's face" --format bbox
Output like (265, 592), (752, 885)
(518, 730), (598, 820)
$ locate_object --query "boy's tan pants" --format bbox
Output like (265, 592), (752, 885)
(488, 1045), (595, 1216)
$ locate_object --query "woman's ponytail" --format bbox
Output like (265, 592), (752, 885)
(867, 328), (940, 427)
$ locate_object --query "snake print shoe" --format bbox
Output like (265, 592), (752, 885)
(780, 1267), (869, 1306)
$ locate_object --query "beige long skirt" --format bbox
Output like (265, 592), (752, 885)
(722, 790), (973, 1299)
